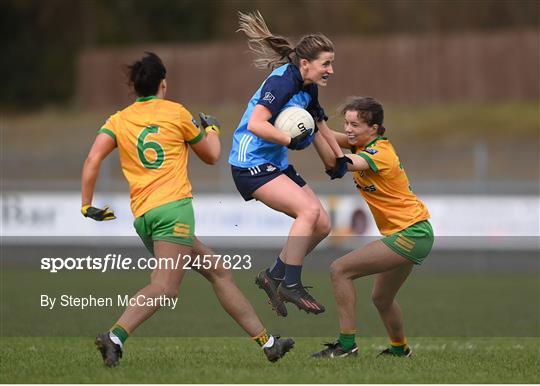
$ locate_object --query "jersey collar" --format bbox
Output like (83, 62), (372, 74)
(290, 64), (305, 88)
(364, 136), (387, 148)
(136, 95), (158, 102)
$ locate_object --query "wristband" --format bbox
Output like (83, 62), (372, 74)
(205, 125), (220, 135)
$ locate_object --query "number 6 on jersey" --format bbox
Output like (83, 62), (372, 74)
(138, 125), (164, 169)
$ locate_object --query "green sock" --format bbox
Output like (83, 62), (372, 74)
(338, 332), (356, 351)
(390, 341), (408, 355)
(111, 325), (129, 345)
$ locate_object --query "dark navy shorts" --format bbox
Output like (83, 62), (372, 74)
(231, 163), (307, 201)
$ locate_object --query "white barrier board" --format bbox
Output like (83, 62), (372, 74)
(2, 192), (538, 248)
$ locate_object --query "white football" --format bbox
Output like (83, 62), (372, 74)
(274, 107), (315, 138)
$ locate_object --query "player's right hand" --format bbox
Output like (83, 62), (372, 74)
(199, 112), (221, 135)
(81, 205), (116, 221)
(287, 131), (311, 150)
(325, 156), (353, 179)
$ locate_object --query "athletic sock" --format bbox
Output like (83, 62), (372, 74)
(110, 324), (129, 347)
(283, 263), (302, 286)
(252, 329), (274, 348)
(268, 256), (286, 280)
(390, 338), (409, 355)
(338, 331), (356, 351)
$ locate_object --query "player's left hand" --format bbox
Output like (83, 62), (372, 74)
(325, 156), (352, 180)
(81, 205), (116, 221)
(199, 112), (221, 135)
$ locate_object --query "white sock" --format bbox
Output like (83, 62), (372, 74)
(262, 335), (275, 349)
(109, 332), (123, 348)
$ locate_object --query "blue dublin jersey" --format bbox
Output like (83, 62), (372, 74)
(229, 63), (327, 170)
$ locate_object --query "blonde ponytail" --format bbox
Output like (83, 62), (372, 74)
(237, 11), (295, 69)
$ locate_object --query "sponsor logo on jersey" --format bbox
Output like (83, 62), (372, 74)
(363, 148), (378, 155)
(262, 92), (275, 104)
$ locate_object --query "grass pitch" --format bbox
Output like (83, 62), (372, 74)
(2, 252), (539, 383)
(2, 267), (539, 338)
(1, 336), (538, 383)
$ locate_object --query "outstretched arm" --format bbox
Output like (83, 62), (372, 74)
(81, 133), (117, 221)
(316, 120), (345, 158)
(313, 132), (336, 170)
(317, 120), (356, 179)
(313, 135), (369, 175)
(331, 129), (350, 149)
(346, 154), (370, 172)
(81, 133), (116, 206)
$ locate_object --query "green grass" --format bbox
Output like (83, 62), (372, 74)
(2, 262), (539, 383)
(2, 269), (539, 337)
(1, 337), (538, 383)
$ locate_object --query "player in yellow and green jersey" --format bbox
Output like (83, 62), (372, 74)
(312, 96), (434, 358)
(81, 52), (294, 367)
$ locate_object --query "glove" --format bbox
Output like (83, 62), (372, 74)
(199, 112), (221, 135)
(325, 156), (353, 180)
(81, 205), (116, 221)
(287, 131), (311, 150)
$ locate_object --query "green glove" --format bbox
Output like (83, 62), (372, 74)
(81, 205), (116, 221)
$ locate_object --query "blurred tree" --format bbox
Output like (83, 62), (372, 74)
(2, 0), (538, 110)
(1, 0), (82, 108)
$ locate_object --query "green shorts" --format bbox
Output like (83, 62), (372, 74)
(133, 198), (195, 254)
(381, 220), (434, 265)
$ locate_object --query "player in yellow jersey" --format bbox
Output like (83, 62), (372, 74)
(81, 52), (294, 367)
(312, 97), (434, 358)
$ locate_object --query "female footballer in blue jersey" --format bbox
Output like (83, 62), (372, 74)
(229, 11), (350, 317)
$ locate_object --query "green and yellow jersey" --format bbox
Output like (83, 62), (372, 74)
(98, 96), (204, 217)
(353, 137), (429, 236)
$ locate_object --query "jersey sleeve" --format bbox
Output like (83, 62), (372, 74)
(256, 75), (296, 117)
(97, 113), (118, 146)
(305, 85), (328, 122)
(357, 146), (392, 173)
(178, 107), (204, 145)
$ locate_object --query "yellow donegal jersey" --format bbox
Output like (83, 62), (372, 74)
(353, 137), (429, 236)
(98, 96), (204, 217)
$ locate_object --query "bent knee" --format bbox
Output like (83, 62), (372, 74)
(296, 202), (321, 224)
(203, 261), (234, 282)
(149, 274), (179, 298)
(316, 210), (332, 237)
(371, 292), (393, 310)
(330, 261), (345, 281)
(154, 285), (178, 299)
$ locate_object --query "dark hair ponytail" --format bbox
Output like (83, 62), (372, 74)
(126, 52), (166, 97)
(340, 96), (387, 135)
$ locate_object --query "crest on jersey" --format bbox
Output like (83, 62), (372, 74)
(262, 92), (275, 104)
(363, 148), (378, 155)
